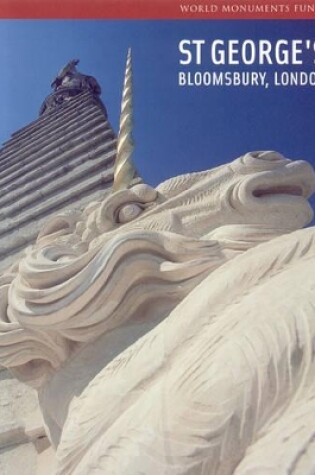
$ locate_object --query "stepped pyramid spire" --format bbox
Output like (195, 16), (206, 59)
(0, 60), (116, 271)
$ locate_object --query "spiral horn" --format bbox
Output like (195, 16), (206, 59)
(113, 48), (138, 192)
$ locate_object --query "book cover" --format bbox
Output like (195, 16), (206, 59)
(0, 1), (314, 474)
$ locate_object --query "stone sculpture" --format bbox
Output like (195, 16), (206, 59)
(0, 149), (314, 475)
(39, 59), (102, 115)
(50, 58), (101, 95)
(51, 59), (81, 90)
(1, 52), (315, 474)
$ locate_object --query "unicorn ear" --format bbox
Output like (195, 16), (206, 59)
(113, 48), (138, 192)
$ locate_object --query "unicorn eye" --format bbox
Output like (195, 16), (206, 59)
(117, 203), (143, 224)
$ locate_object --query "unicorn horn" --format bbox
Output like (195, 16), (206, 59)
(113, 48), (138, 192)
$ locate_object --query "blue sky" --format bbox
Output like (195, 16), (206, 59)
(0, 19), (314, 208)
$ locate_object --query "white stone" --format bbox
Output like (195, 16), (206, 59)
(0, 151), (315, 474)
(0, 368), (52, 474)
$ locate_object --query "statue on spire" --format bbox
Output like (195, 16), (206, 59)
(39, 59), (102, 115)
(51, 59), (80, 90)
